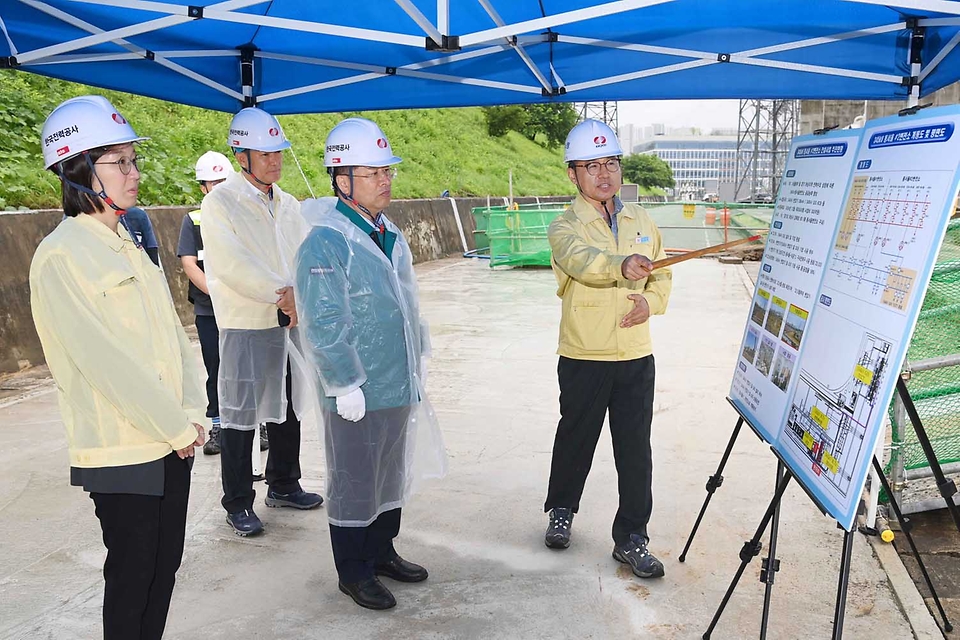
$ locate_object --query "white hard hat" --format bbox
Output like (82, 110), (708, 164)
(227, 107), (291, 152)
(195, 151), (235, 181)
(323, 117), (401, 168)
(41, 95), (148, 169)
(564, 119), (623, 162)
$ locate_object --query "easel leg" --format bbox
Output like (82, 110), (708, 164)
(681, 417), (744, 562)
(759, 462), (784, 640)
(831, 529), (855, 640)
(703, 469), (792, 640)
(873, 457), (954, 632)
(896, 377), (960, 534)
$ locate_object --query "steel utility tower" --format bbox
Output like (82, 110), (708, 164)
(577, 102), (619, 133)
(734, 100), (800, 201)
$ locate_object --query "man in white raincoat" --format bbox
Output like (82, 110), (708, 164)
(294, 118), (446, 610)
(201, 107), (323, 537)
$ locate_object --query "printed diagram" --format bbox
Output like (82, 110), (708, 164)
(742, 328), (759, 364)
(751, 288), (770, 326)
(770, 347), (797, 392)
(755, 335), (777, 377)
(782, 332), (891, 498)
(764, 295), (787, 338)
(781, 304), (808, 350)
(829, 174), (930, 311)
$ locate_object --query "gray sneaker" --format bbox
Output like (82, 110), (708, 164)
(203, 424), (221, 455)
(545, 507), (574, 549)
(613, 534), (665, 579)
(259, 424), (269, 451)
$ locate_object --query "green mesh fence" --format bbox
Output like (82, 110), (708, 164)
(885, 218), (960, 485)
(471, 203), (569, 267)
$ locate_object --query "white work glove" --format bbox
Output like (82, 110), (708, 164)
(420, 356), (428, 386)
(336, 388), (366, 422)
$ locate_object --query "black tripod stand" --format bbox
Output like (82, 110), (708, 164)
(685, 397), (955, 637)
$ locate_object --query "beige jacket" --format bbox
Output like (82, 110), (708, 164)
(548, 195), (673, 361)
(29, 214), (206, 468)
(201, 172), (308, 330)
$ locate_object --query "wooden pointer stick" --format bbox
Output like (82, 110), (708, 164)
(649, 235), (763, 270)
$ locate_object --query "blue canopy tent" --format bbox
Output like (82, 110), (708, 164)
(1, 1), (959, 114)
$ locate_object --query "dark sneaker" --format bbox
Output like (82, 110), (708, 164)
(613, 534), (665, 579)
(202, 424), (221, 455)
(545, 507), (574, 549)
(226, 509), (264, 537)
(259, 425), (269, 452)
(265, 489), (323, 510)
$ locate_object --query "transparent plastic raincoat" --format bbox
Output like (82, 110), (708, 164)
(201, 171), (310, 431)
(292, 197), (447, 526)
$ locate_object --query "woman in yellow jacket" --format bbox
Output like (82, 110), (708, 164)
(29, 96), (206, 640)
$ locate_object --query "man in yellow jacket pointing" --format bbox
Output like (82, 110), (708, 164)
(543, 119), (673, 580)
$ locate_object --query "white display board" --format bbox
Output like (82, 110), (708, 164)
(730, 105), (960, 530)
(731, 129), (863, 443)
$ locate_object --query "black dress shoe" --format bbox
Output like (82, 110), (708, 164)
(338, 577), (396, 610)
(375, 554), (428, 583)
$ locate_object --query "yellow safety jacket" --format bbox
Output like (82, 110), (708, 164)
(548, 195), (673, 361)
(29, 214), (207, 468)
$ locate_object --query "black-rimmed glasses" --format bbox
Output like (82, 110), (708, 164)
(573, 158), (621, 176)
(95, 156), (143, 175)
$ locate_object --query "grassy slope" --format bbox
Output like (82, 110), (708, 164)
(0, 72), (576, 210)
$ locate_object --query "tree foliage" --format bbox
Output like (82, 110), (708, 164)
(482, 103), (578, 149)
(0, 72), (577, 209)
(621, 153), (675, 190)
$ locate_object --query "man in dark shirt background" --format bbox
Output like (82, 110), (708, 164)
(177, 151), (268, 456)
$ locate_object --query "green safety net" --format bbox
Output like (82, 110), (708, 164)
(471, 203), (569, 267)
(885, 217), (960, 487)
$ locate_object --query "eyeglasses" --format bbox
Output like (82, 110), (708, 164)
(95, 156), (143, 175)
(353, 167), (397, 180)
(573, 158), (621, 176)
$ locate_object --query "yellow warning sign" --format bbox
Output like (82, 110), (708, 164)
(683, 203), (696, 219)
(810, 405), (829, 431)
(853, 364), (874, 385)
(823, 451), (840, 474)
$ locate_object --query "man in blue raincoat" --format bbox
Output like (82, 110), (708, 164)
(293, 118), (446, 611)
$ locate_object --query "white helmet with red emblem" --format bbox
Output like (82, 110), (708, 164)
(41, 95), (148, 170)
(323, 117), (402, 168)
(564, 118), (623, 162)
(227, 107), (291, 152)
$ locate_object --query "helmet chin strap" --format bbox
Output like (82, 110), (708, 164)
(572, 166), (611, 218)
(241, 149), (274, 188)
(333, 168), (382, 221)
(55, 152), (127, 216)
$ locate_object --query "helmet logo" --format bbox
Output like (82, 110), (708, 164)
(594, 136), (606, 145)
(268, 127), (279, 136)
(57, 146), (70, 157)
(377, 138), (388, 149)
(213, 165), (223, 173)
(112, 113), (127, 125)
(332, 157), (341, 164)
(232, 139), (240, 146)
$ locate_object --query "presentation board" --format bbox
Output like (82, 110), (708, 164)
(730, 105), (960, 530)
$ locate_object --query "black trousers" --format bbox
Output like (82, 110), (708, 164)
(220, 362), (302, 513)
(329, 508), (401, 584)
(90, 453), (191, 640)
(544, 355), (656, 546)
(195, 314), (219, 419)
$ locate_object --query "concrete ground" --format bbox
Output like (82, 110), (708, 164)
(0, 257), (932, 639)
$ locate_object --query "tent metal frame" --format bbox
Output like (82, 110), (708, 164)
(3, 0), (960, 110)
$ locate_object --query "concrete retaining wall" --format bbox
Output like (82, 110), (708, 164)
(0, 195), (568, 375)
